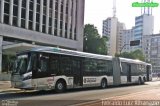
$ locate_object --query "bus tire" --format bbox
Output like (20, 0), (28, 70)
(138, 77), (142, 85)
(55, 79), (66, 93)
(100, 79), (107, 89)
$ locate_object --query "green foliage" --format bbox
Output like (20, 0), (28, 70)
(83, 24), (108, 55)
(115, 49), (145, 61)
(2, 54), (16, 73)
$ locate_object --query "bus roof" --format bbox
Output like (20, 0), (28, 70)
(120, 57), (151, 65)
(21, 47), (113, 60)
(17, 47), (151, 66)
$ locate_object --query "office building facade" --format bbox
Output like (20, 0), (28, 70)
(102, 17), (125, 56)
(122, 28), (134, 53)
(141, 34), (160, 73)
(116, 22), (126, 53)
(134, 14), (154, 50)
(0, 0), (85, 73)
(149, 34), (160, 73)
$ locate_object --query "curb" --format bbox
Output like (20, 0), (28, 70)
(0, 88), (21, 93)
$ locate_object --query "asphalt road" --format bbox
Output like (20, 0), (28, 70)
(0, 81), (160, 106)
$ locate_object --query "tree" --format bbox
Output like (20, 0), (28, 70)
(83, 24), (108, 55)
(2, 54), (16, 73)
(131, 49), (145, 61)
(115, 49), (145, 61)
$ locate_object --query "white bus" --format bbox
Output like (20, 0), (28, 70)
(11, 47), (152, 92)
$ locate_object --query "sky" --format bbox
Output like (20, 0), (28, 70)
(84, 0), (160, 35)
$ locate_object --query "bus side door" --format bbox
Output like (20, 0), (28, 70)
(72, 58), (83, 87)
(127, 64), (131, 82)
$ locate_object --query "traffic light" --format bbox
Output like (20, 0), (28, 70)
(130, 40), (140, 46)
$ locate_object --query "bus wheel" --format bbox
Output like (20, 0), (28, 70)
(55, 80), (66, 93)
(138, 78), (142, 85)
(101, 79), (107, 89)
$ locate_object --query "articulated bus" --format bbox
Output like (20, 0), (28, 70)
(11, 47), (152, 92)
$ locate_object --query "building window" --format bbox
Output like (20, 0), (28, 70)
(36, 13), (40, 22)
(22, 0), (26, 8)
(42, 25), (45, 33)
(66, 0), (68, 14)
(74, 28), (77, 40)
(43, 6), (46, 15)
(37, 0), (40, 4)
(49, 9), (52, 17)
(55, 0), (58, 10)
(49, 18), (52, 26)
(48, 27), (52, 35)
(36, 23), (39, 31)
(4, 14), (9, 24)
(61, 1), (63, 13)
(70, 33), (72, 39)
(21, 19), (25, 28)
(29, 21), (33, 30)
(29, 1), (33, 10)
(43, 0), (47, 6)
(60, 13), (63, 20)
(21, 8), (26, 18)
(74, 33), (76, 40)
(54, 29), (57, 36)
(4, 3), (9, 14)
(54, 19), (57, 28)
(60, 21), (63, 29)
(29, 11), (33, 21)
(43, 15), (46, 24)
(65, 23), (67, 30)
(13, 5), (18, 17)
(13, 0), (18, 5)
(36, 3), (40, 12)
(13, 16), (17, 26)
(50, 0), (53, 8)
(55, 11), (58, 18)
(65, 30), (67, 38)
(59, 30), (62, 37)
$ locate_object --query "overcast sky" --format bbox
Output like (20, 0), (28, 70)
(84, 0), (160, 35)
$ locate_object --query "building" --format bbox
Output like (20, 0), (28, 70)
(102, 17), (118, 56)
(134, 14), (154, 50)
(150, 34), (160, 73)
(0, 0), (85, 73)
(116, 22), (126, 53)
(122, 28), (134, 53)
(141, 33), (160, 73)
(142, 34), (151, 62)
(102, 17), (125, 56)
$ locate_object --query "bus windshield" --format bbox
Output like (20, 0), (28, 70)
(16, 54), (29, 75)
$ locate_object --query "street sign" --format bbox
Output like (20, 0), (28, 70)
(130, 40), (140, 46)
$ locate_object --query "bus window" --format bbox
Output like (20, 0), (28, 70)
(27, 53), (37, 73)
(38, 53), (49, 72)
(50, 54), (59, 74)
(60, 56), (72, 76)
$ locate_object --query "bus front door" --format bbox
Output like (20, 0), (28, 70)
(73, 59), (83, 87)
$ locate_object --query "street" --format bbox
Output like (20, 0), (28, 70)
(0, 81), (160, 106)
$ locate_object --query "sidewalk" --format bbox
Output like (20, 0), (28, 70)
(0, 81), (19, 93)
(152, 77), (160, 82)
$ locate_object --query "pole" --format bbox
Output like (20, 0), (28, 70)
(120, 44), (129, 54)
